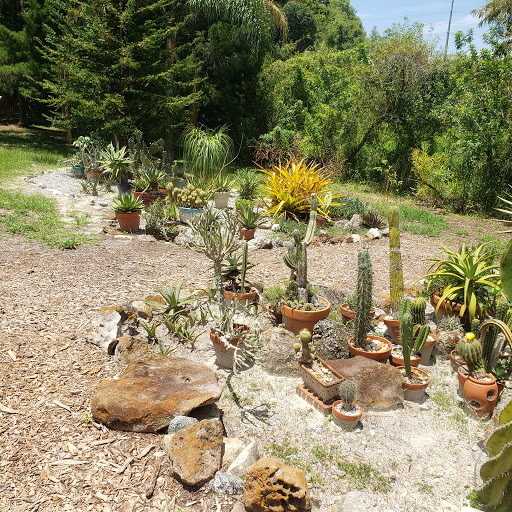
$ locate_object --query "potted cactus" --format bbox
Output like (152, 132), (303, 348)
(168, 183), (207, 223)
(457, 332), (499, 418)
(280, 194), (331, 335)
(295, 329), (342, 403)
(332, 381), (363, 430)
(237, 203), (265, 240)
(221, 241), (258, 306)
(112, 193), (144, 232)
(395, 299), (431, 401)
(347, 249), (392, 362)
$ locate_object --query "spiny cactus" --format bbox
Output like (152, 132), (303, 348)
(471, 318), (481, 336)
(457, 332), (486, 379)
(169, 184), (207, 208)
(478, 399), (512, 511)
(339, 381), (357, 411)
(388, 206), (404, 319)
(354, 249), (373, 349)
(482, 301), (510, 372)
(411, 297), (426, 326)
(283, 194), (318, 303)
(295, 328), (313, 365)
(399, 298), (430, 376)
(240, 241), (249, 294)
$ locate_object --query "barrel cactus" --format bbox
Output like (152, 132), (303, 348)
(457, 332), (486, 379)
(339, 381), (357, 411)
(353, 249), (373, 349)
(388, 206), (404, 319)
(169, 184), (207, 208)
(478, 399), (512, 511)
(411, 297), (426, 326)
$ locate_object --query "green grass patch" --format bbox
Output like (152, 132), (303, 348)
(0, 189), (97, 249)
(337, 459), (391, 493)
(401, 223), (442, 237)
(480, 235), (506, 254)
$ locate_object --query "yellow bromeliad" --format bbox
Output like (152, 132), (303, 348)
(260, 159), (342, 220)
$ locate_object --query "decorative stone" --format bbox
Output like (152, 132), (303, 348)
(248, 237), (273, 250)
(366, 228), (381, 239)
(164, 419), (223, 487)
(312, 320), (351, 360)
(167, 416), (198, 434)
(345, 234), (360, 244)
(231, 503), (245, 512)
(222, 438), (247, 467)
(243, 457), (311, 512)
(213, 471), (244, 495)
(334, 220), (348, 229)
(91, 358), (222, 432)
(114, 335), (150, 364)
(228, 441), (260, 477)
(347, 214), (361, 232)
(272, 237), (284, 248)
(131, 300), (153, 319)
(326, 356), (404, 410)
(86, 310), (123, 353)
(260, 327), (300, 377)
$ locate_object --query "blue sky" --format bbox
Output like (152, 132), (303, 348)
(352, 1), (489, 53)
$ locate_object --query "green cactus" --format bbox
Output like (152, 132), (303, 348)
(457, 332), (486, 379)
(354, 249), (373, 349)
(478, 400), (512, 511)
(482, 301), (510, 372)
(339, 381), (357, 411)
(500, 239), (512, 301)
(297, 328), (313, 365)
(388, 206), (404, 319)
(282, 194), (318, 303)
(240, 241), (248, 294)
(471, 318), (481, 336)
(399, 298), (430, 376)
(411, 297), (426, 326)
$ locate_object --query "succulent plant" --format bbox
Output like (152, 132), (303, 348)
(457, 332), (486, 379)
(339, 381), (357, 411)
(169, 184), (207, 208)
(362, 210), (385, 229)
(388, 206), (404, 319)
(112, 193), (144, 213)
(295, 328), (313, 365)
(482, 301), (510, 372)
(353, 249), (373, 349)
(411, 297), (426, 326)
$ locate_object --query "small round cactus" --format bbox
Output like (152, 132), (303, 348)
(297, 329), (313, 364)
(339, 381), (357, 411)
(169, 185), (207, 208)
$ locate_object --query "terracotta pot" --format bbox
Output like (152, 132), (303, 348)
(347, 335), (392, 363)
(339, 304), (375, 324)
(115, 212), (141, 233)
(457, 365), (469, 398)
(210, 324), (250, 369)
(281, 296), (331, 336)
(264, 304), (283, 324)
(430, 294), (470, 330)
(418, 333), (437, 365)
(240, 228), (256, 241)
(224, 287), (258, 307)
(332, 401), (363, 430)
(390, 351), (420, 367)
(398, 366), (431, 401)
(214, 191), (230, 209)
(299, 361), (342, 402)
(85, 169), (101, 182)
(316, 215), (327, 228)
(383, 316), (400, 343)
(450, 349), (465, 373)
(463, 373), (499, 419)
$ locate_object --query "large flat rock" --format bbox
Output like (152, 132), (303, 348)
(91, 357), (222, 432)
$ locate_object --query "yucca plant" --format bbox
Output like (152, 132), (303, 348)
(100, 143), (133, 195)
(260, 159), (341, 220)
(112, 193), (144, 213)
(423, 243), (500, 321)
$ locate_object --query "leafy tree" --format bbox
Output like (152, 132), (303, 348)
(473, 0), (512, 45)
(283, 2), (316, 52)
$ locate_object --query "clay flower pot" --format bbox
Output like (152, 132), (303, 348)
(430, 294), (470, 330)
(463, 373), (499, 419)
(281, 296), (331, 336)
(115, 212), (141, 233)
(316, 215), (327, 228)
(383, 316), (400, 343)
(85, 169), (101, 182)
(390, 349), (420, 368)
(224, 287), (258, 308)
(450, 349), (465, 372)
(339, 304), (375, 325)
(418, 333), (437, 365)
(332, 401), (363, 430)
(347, 335), (392, 363)
(134, 191), (167, 208)
(398, 366), (431, 402)
(239, 228), (256, 241)
(210, 324), (250, 369)
(457, 365), (469, 398)
(299, 360), (342, 403)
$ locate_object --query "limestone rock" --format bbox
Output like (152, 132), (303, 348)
(248, 237), (273, 250)
(131, 300), (152, 319)
(86, 310), (123, 353)
(334, 220), (348, 229)
(114, 335), (150, 364)
(214, 471), (244, 495)
(222, 438), (247, 467)
(231, 503), (245, 512)
(314, 286), (345, 310)
(260, 327), (299, 377)
(326, 356), (404, 410)
(345, 234), (360, 244)
(272, 237), (284, 248)
(243, 457), (311, 512)
(228, 440), (260, 477)
(165, 419), (223, 487)
(145, 294), (166, 306)
(91, 358), (222, 432)
(312, 320), (351, 360)
(168, 416), (198, 435)
(366, 228), (381, 240)
(379, 226), (389, 237)
(347, 214), (361, 232)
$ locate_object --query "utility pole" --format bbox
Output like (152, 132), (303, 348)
(444, 0), (455, 55)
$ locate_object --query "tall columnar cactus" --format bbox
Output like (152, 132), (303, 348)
(457, 332), (486, 379)
(399, 298), (430, 376)
(478, 399), (512, 511)
(471, 318), (481, 336)
(388, 206), (404, 318)
(411, 297), (426, 326)
(339, 381), (357, 411)
(240, 241), (249, 294)
(354, 249), (373, 349)
(283, 194), (318, 303)
(482, 301), (510, 372)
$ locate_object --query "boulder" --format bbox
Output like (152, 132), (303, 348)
(114, 335), (150, 364)
(347, 214), (361, 232)
(131, 300), (153, 319)
(91, 358), (222, 432)
(213, 471), (244, 495)
(334, 220), (348, 230)
(312, 320), (351, 360)
(163, 419), (223, 487)
(86, 310), (123, 353)
(314, 286), (345, 310)
(222, 438), (247, 467)
(260, 327), (300, 377)
(168, 416), (198, 435)
(248, 237), (273, 250)
(345, 234), (360, 244)
(244, 457), (311, 512)
(227, 440), (260, 477)
(325, 356), (404, 410)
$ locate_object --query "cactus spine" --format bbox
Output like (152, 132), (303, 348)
(399, 298), (430, 376)
(354, 249), (373, 349)
(388, 206), (404, 319)
(240, 241), (248, 294)
(283, 194), (318, 303)
(478, 400), (512, 511)
(339, 381), (357, 411)
(411, 297), (426, 326)
(457, 332), (486, 379)
(482, 301), (509, 372)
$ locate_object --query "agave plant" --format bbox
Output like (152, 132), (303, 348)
(422, 243), (501, 321)
(112, 193), (144, 213)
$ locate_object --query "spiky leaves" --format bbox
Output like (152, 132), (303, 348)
(354, 249), (373, 349)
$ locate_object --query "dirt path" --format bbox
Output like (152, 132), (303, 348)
(0, 175), (508, 512)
